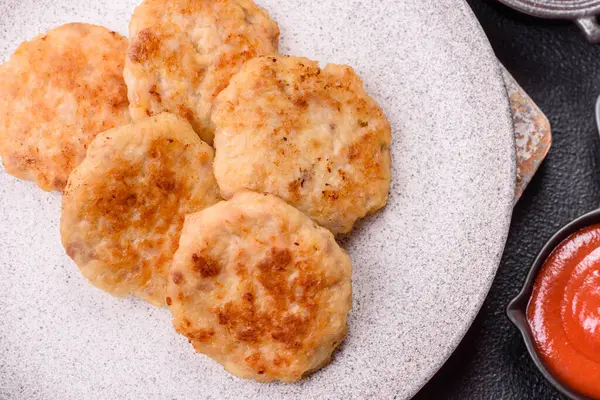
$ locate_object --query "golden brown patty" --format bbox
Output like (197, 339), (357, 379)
(0, 23), (130, 191)
(168, 191), (352, 382)
(124, 0), (279, 144)
(212, 56), (392, 234)
(61, 113), (220, 306)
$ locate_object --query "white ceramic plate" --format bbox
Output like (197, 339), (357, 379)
(0, 1), (515, 398)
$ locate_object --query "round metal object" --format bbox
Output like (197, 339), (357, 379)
(499, 0), (600, 42)
(595, 93), (600, 136)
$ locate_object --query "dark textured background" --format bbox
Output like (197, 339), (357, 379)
(414, 1), (600, 399)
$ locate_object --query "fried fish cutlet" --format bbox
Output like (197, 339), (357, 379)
(0, 23), (130, 191)
(124, 0), (280, 144)
(168, 191), (352, 382)
(60, 113), (220, 306)
(212, 56), (392, 234)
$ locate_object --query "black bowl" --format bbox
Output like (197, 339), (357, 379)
(507, 208), (600, 400)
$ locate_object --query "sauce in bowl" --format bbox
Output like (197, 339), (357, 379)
(528, 224), (600, 399)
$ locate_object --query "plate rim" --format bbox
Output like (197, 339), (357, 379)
(409, 1), (516, 396)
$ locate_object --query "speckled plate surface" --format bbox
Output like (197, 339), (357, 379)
(0, 1), (515, 399)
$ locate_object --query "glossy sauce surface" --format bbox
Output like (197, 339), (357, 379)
(528, 224), (600, 399)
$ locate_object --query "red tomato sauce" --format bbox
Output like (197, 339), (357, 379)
(528, 224), (600, 399)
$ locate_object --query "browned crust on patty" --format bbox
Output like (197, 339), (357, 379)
(61, 113), (220, 306)
(124, 0), (279, 144)
(168, 191), (352, 381)
(212, 56), (392, 234)
(0, 23), (131, 191)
